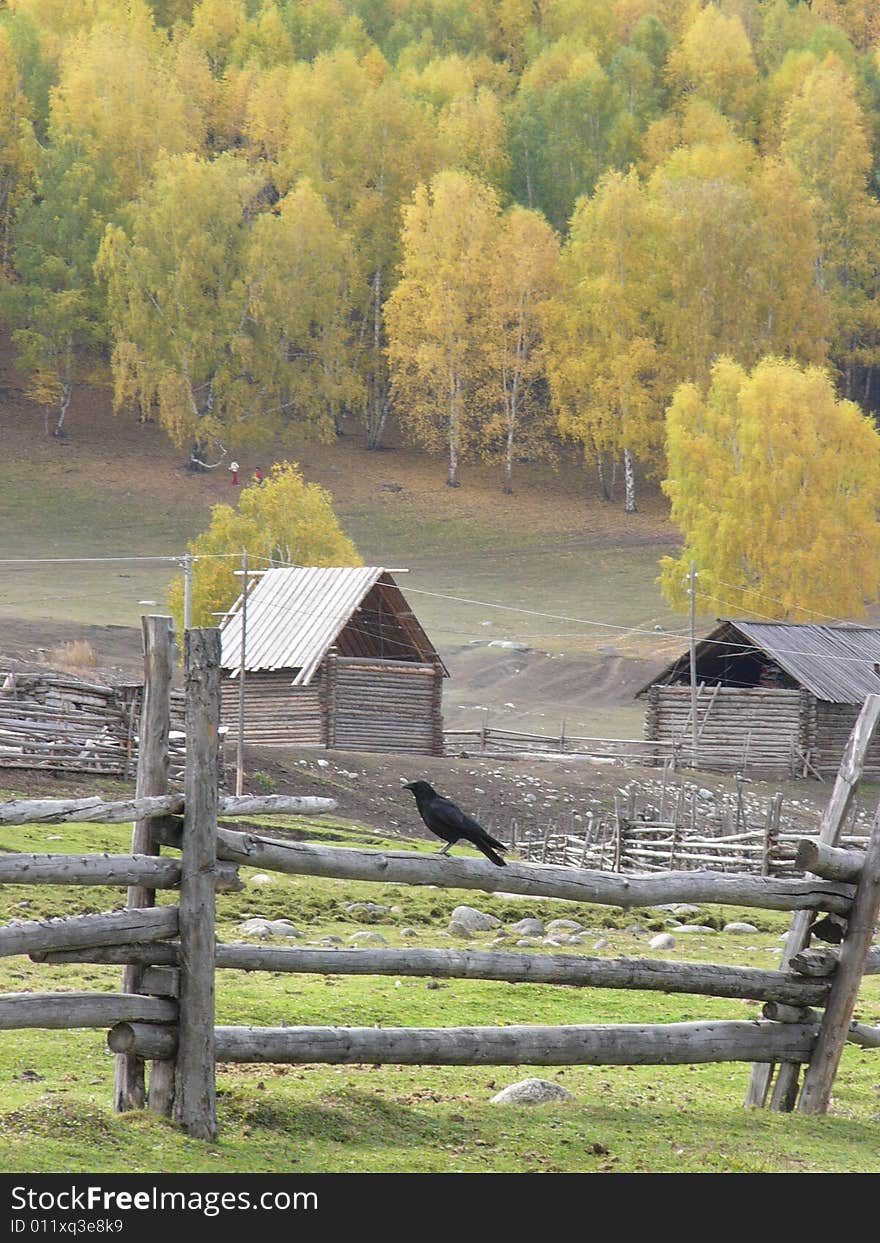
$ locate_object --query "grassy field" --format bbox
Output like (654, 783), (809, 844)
(0, 803), (877, 1175)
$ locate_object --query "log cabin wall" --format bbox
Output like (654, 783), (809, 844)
(328, 654), (443, 755)
(813, 703), (880, 778)
(220, 670), (324, 747)
(645, 685), (806, 776)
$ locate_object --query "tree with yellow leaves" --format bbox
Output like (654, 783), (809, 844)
(660, 357), (880, 620)
(0, 24), (36, 268)
(168, 461), (362, 630)
(385, 169), (499, 487)
(545, 168), (661, 512)
(483, 205), (560, 494)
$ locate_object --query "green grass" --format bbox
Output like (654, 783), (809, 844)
(0, 811), (878, 1173)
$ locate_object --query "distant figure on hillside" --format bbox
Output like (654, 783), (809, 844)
(229, 460), (240, 486)
(254, 466), (264, 484)
(403, 780), (508, 866)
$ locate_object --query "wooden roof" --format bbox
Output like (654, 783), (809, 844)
(642, 619), (880, 704)
(220, 567), (446, 685)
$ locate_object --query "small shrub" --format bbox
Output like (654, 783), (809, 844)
(251, 770), (277, 793)
(47, 640), (98, 671)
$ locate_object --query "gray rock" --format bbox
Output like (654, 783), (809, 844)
(319, 935), (344, 945)
(510, 918), (545, 936)
(516, 938), (537, 947)
(649, 933), (676, 950)
(448, 921), (475, 939)
(400, 927), (419, 938)
(672, 904), (702, 916)
(593, 937), (610, 950)
(450, 905), (501, 932)
(345, 902), (389, 922)
(262, 920), (302, 938)
(491, 1078), (574, 1106)
(347, 931), (387, 945)
(238, 918), (272, 938)
(546, 918), (584, 933)
(625, 923), (645, 936)
(723, 922), (759, 934)
(676, 924), (716, 934)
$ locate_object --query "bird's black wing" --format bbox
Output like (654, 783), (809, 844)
(429, 797), (506, 851)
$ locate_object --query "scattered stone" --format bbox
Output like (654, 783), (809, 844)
(649, 933), (676, 951)
(491, 1078), (574, 1106)
(262, 920), (302, 938)
(450, 905), (501, 932)
(316, 758), (330, 768)
(319, 936), (343, 945)
(488, 641), (530, 652)
(676, 924), (716, 934)
(546, 918), (584, 933)
(400, 927), (419, 938)
(345, 902), (389, 922)
(491, 929), (510, 940)
(426, 980), (441, 990)
(516, 938), (537, 947)
(510, 918), (545, 936)
(248, 874), (275, 886)
(543, 936), (567, 947)
(625, 923), (645, 936)
(448, 921), (475, 939)
(593, 937), (610, 951)
(723, 922), (759, 934)
(348, 931), (387, 946)
(238, 918), (272, 938)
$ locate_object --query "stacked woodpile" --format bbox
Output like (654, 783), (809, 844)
(0, 670), (136, 776)
(0, 672), (186, 778)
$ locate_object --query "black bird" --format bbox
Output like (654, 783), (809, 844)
(403, 780), (508, 867)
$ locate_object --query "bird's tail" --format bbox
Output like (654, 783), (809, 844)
(478, 841), (507, 867)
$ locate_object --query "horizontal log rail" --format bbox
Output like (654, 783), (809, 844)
(795, 839), (865, 883)
(0, 793), (337, 828)
(0, 992), (177, 1029)
(31, 943), (832, 1007)
(0, 906), (179, 957)
(156, 829), (855, 914)
(0, 854), (240, 890)
(108, 1019), (818, 1066)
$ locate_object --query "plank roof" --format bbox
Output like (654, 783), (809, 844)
(219, 566), (442, 685)
(644, 619), (880, 704)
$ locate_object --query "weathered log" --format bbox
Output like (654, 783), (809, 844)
(108, 1023), (178, 1060)
(0, 792), (337, 827)
(0, 992), (176, 1029)
(118, 615), (174, 1113)
(173, 628), (219, 1142)
(847, 1021), (880, 1049)
(113, 1019), (817, 1066)
(0, 906), (179, 957)
(761, 1003), (820, 1024)
(191, 832), (855, 914)
(800, 803), (880, 1113)
(795, 839), (865, 883)
(29, 943), (832, 1007)
(0, 853), (239, 891)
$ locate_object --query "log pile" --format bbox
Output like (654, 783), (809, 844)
(0, 671), (186, 778)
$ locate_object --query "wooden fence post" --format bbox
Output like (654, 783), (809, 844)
(745, 693), (880, 1109)
(114, 615), (174, 1114)
(798, 803), (880, 1113)
(172, 628), (220, 1141)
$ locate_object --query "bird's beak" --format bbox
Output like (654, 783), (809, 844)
(402, 781), (414, 790)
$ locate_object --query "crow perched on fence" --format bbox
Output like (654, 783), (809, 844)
(403, 780), (508, 867)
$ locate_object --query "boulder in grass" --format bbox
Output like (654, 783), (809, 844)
(546, 918), (584, 933)
(723, 922), (759, 934)
(248, 873), (275, 886)
(450, 905), (501, 932)
(238, 918), (272, 938)
(448, 920), (474, 939)
(348, 931), (387, 946)
(649, 933), (676, 951)
(510, 918), (545, 936)
(345, 902), (389, 922)
(490, 1078), (574, 1106)
(263, 920), (302, 939)
(675, 924), (716, 934)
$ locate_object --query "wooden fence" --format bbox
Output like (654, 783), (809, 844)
(445, 723), (672, 765)
(1, 623), (879, 1136)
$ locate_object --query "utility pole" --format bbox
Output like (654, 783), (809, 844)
(688, 560), (699, 768)
(236, 549), (248, 797)
(183, 553), (193, 632)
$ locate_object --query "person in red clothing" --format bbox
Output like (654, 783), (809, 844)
(254, 466), (264, 484)
(229, 460), (240, 486)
